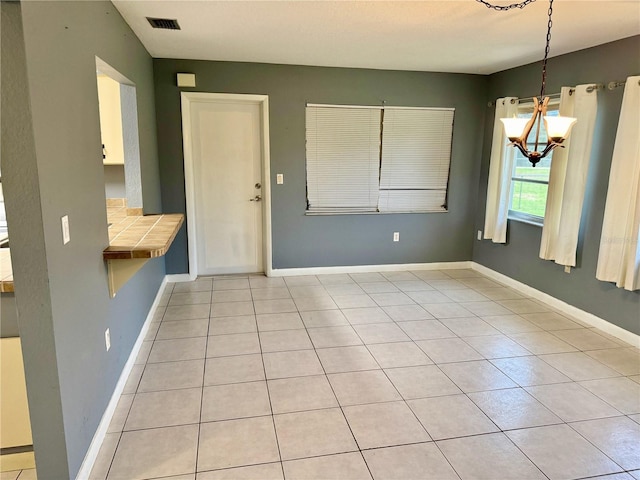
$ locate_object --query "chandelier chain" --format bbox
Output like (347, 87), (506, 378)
(474, 0), (536, 11)
(540, 0), (554, 99)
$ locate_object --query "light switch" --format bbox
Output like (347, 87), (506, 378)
(276, 174), (284, 185)
(61, 215), (70, 245)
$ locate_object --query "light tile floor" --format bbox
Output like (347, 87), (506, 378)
(1, 470), (37, 480)
(90, 269), (640, 480)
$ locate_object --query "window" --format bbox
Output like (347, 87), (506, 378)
(305, 104), (454, 214)
(508, 99), (559, 224)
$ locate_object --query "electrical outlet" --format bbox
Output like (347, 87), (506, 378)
(105, 328), (111, 351)
(393, 232), (400, 242)
(276, 173), (284, 185)
(61, 215), (70, 245)
(564, 265), (571, 274)
(477, 230), (483, 240)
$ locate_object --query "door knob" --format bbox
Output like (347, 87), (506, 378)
(249, 195), (262, 202)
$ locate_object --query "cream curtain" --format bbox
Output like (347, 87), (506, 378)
(596, 76), (640, 291)
(539, 85), (598, 266)
(484, 97), (518, 243)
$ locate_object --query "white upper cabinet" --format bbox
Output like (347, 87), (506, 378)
(97, 74), (125, 165)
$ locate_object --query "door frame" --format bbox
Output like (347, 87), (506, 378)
(181, 92), (272, 279)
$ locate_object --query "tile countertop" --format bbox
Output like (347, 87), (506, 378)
(0, 212), (184, 292)
(103, 213), (184, 260)
(0, 249), (13, 293)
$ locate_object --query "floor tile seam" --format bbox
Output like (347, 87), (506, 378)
(304, 325), (376, 480)
(417, 334), (485, 363)
(356, 436), (443, 452)
(545, 330), (627, 352)
(523, 384), (627, 424)
(167, 301), (211, 308)
(278, 446), (368, 465)
(252, 286), (286, 480)
(193, 295), (213, 478)
(461, 387), (553, 434)
(343, 319), (437, 447)
(577, 380), (640, 414)
(195, 459), (283, 476)
(101, 430), (125, 480)
(445, 428), (552, 479)
(272, 402), (353, 417)
(209, 312), (263, 319)
(132, 384), (205, 398)
(156, 333), (211, 342)
(211, 286), (251, 292)
(485, 357), (572, 388)
(580, 344), (637, 354)
(160, 316), (210, 323)
(120, 418), (205, 434)
(583, 352), (640, 377)
(533, 352), (627, 382)
(369, 287), (489, 479)
(146, 354), (208, 365)
(512, 422), (629, 478)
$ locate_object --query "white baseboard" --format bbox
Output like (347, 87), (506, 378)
(166, 273), (195, 283)
(270, 261), (473, 277)
(75, 276), (169, 480)
(472, 262), (639, 348)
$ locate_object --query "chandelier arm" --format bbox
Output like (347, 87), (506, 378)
(533, 109), (543, 152)
(534, 97), (550, 152)
(510, 141), (530, 159)
(511, 97), (539, 144)
(538, 143), (558, 160)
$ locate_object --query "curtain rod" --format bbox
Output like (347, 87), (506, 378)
(487, 83), (609, 107)
(487, 78), (639, 107)
(607, 79), (640, 90)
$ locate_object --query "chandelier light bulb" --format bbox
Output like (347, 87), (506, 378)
(501, 117), (530, 141)
(544, 115), (578, 142)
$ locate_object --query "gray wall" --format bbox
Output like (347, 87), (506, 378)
(104, 165), (126, 199)
(1, 293), (19, 338)
(2, 2), (165, 477)
(154, 60), (488, 273)
(473, 36), (640, 335)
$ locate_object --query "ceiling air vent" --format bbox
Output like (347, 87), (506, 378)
(146, 17), (181, 30)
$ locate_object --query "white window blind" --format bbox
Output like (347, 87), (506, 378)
(305, 104), (455, 214)
(379, 107), (454, 212)
(306, 106), (381, 213)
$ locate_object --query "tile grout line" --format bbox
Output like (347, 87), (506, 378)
(192, 280), (213, 476)
(100, 272), (639, 479)
(95, 281), (175, 479)
(297, 276), (377, 480)
(252, 281), (286, 479)
(352, 276), (468, 480)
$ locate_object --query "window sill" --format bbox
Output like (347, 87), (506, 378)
(508, 212), (544, 227)
(305, 209), (448, 216)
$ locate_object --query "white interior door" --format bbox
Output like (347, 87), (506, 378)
(190, 100), (263, 275)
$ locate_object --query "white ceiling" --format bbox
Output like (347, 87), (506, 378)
(112, 0), (640, 75)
